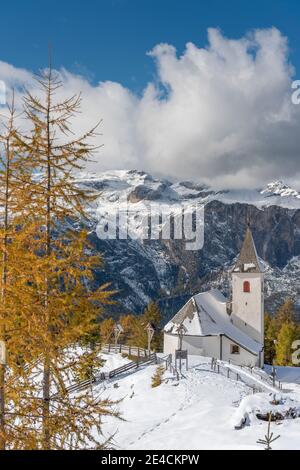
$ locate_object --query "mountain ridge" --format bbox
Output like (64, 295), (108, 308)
(73, 170), (300, 319)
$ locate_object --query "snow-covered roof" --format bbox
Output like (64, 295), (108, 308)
(164, 289), (262, 355)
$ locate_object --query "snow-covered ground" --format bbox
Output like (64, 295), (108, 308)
(96, 354), (300, 450)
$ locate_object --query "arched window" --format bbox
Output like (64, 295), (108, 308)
(243, 281), (250, 293)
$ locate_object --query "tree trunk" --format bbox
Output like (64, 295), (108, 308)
(0, 133), (11, 450)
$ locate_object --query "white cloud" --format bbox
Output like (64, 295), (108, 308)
(1, 27), (300, 189)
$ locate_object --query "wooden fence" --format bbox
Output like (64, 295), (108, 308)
(101, 343), (151, 358)
(51, 350), (158, 398)
(211, 358), (281, 393)
(227, 359), (282, 390)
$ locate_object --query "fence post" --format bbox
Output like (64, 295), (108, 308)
(227, 368), (229, 378)
(108, 343), (111, 353)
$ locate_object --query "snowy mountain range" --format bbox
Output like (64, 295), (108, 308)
(74, 170), (300, 319)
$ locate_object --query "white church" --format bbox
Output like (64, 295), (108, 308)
(163, 226), (265, 368)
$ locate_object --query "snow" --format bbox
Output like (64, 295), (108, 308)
(261, 181), (300, 199)
(74, 171), (300, 223)
(165, 289), (262, 355)
(97, 354), (300, 450)
(265, 365), (300, 385)
(99, 352), (131, 372)
(243, 263), (257, 271)
(232, 393), (300, 428)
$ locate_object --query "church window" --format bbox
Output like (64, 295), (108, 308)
(231, 344), (240, 355)
(243, 281), (250, 293)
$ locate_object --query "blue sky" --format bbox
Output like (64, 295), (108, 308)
(1, 0), (300, 188)
(1, 0), (300, 91)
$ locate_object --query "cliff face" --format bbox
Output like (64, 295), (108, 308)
(75, 171), (300, 319)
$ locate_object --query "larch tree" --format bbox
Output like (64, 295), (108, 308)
(99, 318), (115, 345)
(119, 314), (140, 346)
(122, 302), (163, 351)
(12, 64), (120, 449)
(275, 321), (300, 366)
(0, 94), (35, 449)
(274, 298), (296, 332)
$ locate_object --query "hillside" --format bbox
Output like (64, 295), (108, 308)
(96, 353), (300, 450)
(71, 170), (300, 318)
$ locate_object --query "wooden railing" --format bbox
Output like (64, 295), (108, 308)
(108, 353), (157, 379)
(101, 343), (151, 358)
(51, 349), (158, 398)
(156, 353), (180, 380)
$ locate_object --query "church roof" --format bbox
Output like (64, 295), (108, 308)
(233, 226), (263, 274)
(164, 289), (262, 355)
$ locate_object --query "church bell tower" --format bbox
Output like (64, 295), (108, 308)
(231, 226), (264, 348)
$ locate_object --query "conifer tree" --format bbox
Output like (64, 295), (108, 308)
(119, 314), (140, 346)
(274, 298), (296, 332)
(11, 64), (119, 449)
(100, 318), (115, 344)
(264, 312), (277, 365)
(141, 301), (163, 351)
(0, 95), (34, 448)
(275, 322), (300, 366)
(123, 302), (163, 351)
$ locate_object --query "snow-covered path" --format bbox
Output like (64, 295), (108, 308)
(125, 362), (256, 450)
(96, 354), (300, 450)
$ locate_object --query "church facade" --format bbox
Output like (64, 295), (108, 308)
(163, 227), (265, 368)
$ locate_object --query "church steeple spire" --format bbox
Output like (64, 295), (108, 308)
(231, 224), (264, 355)
(233, 226), (263, 274)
